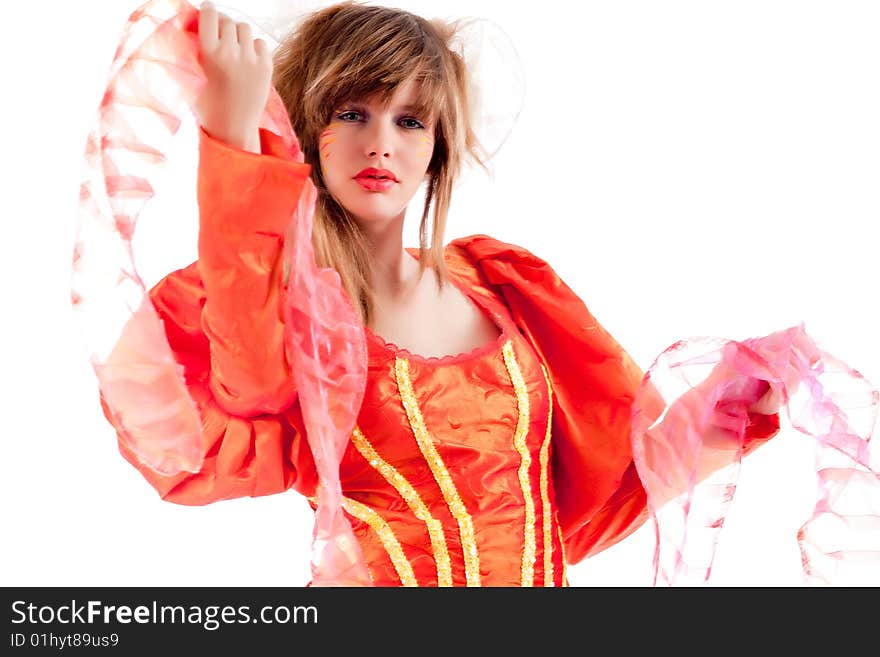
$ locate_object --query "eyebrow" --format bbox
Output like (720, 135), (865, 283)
(340, 101), (426, 114)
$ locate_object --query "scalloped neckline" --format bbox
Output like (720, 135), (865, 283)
(365, 268), (508, 365)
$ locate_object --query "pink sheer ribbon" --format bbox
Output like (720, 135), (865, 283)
(72, 0), (369, 586)
(632, 323), (880, 585)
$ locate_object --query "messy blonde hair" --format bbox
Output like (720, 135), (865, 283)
(273, 0), (488, 326)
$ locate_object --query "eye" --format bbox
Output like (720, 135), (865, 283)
(336, 111), (362, 122)
(400, 117), (425, 130)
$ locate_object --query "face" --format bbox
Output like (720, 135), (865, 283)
(318, 79), (436, 230)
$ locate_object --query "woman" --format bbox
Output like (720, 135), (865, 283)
(93, 0), (788, 586)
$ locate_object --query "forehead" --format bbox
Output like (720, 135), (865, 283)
(387, 78), (421, 104)
(357, 78), (430, 111)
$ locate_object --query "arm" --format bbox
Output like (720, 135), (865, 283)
(643, 365), (781, 510)
(197, 126), (311, 416)
(193, 4), (314, 416)
(450, 234), (783, 563)
(564, 366), (781, 562)
(98, 4), (319, 503)
(128, 129), (315, 501)
(100, 128), (315, 503)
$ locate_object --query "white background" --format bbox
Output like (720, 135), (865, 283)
(2, 0), (878, 587)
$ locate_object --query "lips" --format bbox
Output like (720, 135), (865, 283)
(354, 167), (397, 192)
(355, 177), (396, 192)
(355, 167), (398, 182)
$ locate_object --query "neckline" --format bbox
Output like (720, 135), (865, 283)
(364, 266), (509, 366)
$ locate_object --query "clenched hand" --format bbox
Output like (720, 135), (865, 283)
(196, 2), (273, 153)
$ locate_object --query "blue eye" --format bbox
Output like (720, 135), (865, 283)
(335, 110), (424, 130)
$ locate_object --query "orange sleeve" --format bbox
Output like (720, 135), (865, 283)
(103, 261), (318, 506)
(449, 233), (782, 565)
(101, 128), (319, 505)
(563, 409), (780, 562)
(197, 127), (312, 417)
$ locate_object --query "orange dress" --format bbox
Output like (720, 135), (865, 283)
(104, 127), (780, 586)
(346, 259), (565, 586)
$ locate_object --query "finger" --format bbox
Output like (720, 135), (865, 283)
(253, 37), (270, 58)
(236, 22), (253, 46)
(218, 13), (237, 45)
(198, 2), (218, 48)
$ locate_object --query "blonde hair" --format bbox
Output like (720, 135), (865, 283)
(272, 0), (488, 326)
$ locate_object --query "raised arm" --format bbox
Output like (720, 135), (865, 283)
(194, 2), (312, 416)
(100, 3), (320, 503)
(196, 126), (310, 416)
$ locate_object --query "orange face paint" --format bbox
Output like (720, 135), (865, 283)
(320, 126), (339, 160)
(417, 132), (434, 159)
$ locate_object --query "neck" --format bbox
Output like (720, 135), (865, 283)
(361, 213), (423, 304)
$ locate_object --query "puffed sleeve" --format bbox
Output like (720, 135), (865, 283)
(450, 234), (782, 564)
(101, 128), (319, 505)
(540, 303), (782, 564)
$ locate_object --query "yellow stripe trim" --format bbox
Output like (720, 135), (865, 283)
(351, 426), (452, 586)
(340, 496), (417, 587)
(395, 357), (482, 586)
(538, 363), (555, 586)
(502, 341), (536, 586)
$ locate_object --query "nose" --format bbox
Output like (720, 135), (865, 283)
(364, 118), (394, 159)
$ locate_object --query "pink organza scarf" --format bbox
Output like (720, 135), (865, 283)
(632, 325), (880, 585)
(74, 0), (879, 586)
(72, 0), (369, 586)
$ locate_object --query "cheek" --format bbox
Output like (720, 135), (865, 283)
(318, 126), (349, 192)
(413, 133), (435, 172)
(418, 133), (434, 161)
(319, 125), (340, 164)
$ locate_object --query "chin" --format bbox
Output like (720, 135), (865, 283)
(349, 209), (404, 227)
(326, 182), (413, 226)
(345, 199), (409, 224)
